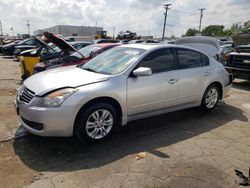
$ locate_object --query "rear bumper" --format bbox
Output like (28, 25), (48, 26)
(222, 73), (233, 98)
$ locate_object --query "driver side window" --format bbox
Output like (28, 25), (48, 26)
(139, 48), (175, 73)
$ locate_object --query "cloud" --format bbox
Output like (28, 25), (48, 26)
(0, 0), (249, 38)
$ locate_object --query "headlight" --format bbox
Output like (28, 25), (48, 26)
(36, 88), (78, 108)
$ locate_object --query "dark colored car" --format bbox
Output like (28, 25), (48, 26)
(34, 32), (120, 73)
(224, 44), (250, 80)
(20, 42), (63, 62)
(2, 38), (40, 56)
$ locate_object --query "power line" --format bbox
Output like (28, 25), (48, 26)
(162, 3), (172, 41)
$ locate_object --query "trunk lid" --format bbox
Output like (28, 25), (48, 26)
(175, 36), (220, 59)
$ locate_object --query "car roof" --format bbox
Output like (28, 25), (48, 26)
(119, 43), (214, 57)
(119, 43), (180, 50)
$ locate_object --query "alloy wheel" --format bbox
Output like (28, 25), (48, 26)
(85, 109), (113, 139)
(205, 88), (218, 109)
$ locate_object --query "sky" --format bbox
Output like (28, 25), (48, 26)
(0, 0), (249, 38)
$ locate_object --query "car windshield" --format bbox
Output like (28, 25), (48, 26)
(81, 47), (145, 75)
(71, 44), (102, 58)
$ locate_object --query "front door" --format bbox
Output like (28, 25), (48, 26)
(127, 48), (178, 116)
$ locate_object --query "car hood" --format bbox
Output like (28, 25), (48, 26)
(44, 32), (84, 58)
(24, 66), (111, 96)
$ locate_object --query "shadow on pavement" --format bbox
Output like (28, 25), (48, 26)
(232, 80), (250, 92)
(13, 103), (248, 172)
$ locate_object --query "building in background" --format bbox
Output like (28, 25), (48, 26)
(34, 25), (103, 37)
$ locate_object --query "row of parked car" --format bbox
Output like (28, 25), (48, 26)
(0, 34), (162, 80)
(7, 33), (234, 142)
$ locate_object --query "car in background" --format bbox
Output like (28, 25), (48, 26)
(15, 43), (232, 142)
(143, 40), (160, 44)
(2, 38), (40, 56)
(93, 39), (120, 44)
(120, 39), (131, 44)
(128, 40), (160, 44)
(34, 42), (120, 73)
(129, 39), (144, 44)
(224, 44), (250, 80)
(69, 41), (91, 50)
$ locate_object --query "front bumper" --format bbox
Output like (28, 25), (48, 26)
(225, 66), (250, 80)
(15, 99), (76, 137)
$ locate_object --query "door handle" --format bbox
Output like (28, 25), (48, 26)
(168, 79), (178, 84)
(204, 71), (211, 76)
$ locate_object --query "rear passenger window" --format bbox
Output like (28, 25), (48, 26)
(139, 48), (175, 73)
(201, 54), (209, 66)
(177, 49), (203, 69)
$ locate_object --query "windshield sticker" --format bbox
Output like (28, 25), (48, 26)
(125, 50), (140, 55)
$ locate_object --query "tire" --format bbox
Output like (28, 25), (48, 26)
(201, 84), (220, 112)
(74, 102), (118, 142)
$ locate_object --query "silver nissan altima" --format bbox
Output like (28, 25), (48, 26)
(15, 43), (232, 141)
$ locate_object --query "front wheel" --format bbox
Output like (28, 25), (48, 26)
(74, 103), (118, 142)
(201, 84), (220, 111)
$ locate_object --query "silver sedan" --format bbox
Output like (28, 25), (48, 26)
(15, 44), (232, 141)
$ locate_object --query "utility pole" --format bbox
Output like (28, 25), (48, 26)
(162, 3), (172, 41)
(0, 20), (3, 36)
(198, 8), (206, 35)
(113, 27), (115, 39)
(27, 20), (30, 36)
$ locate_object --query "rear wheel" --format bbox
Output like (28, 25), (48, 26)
(74, 103), (118, 142)
(201, 84), (220, 111)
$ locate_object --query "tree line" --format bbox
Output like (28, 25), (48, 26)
(184, 20), (250, 37)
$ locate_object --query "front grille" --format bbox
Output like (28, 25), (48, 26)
(232, 55), (250, 68)
(19, 86), (35, 104)
(232, 70), (250, 80)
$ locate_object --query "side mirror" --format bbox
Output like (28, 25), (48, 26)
(133, 67), (152, 77)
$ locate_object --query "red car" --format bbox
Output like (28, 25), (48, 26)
(34, 32), (120, 73)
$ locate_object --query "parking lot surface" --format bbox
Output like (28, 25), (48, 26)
(0, 55), (249, 188)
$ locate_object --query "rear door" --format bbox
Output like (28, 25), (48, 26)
(127, 48), (178, 116)
(175, 48), (211, 105)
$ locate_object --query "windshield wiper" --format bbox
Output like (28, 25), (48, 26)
(82, 67), (98, 73)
